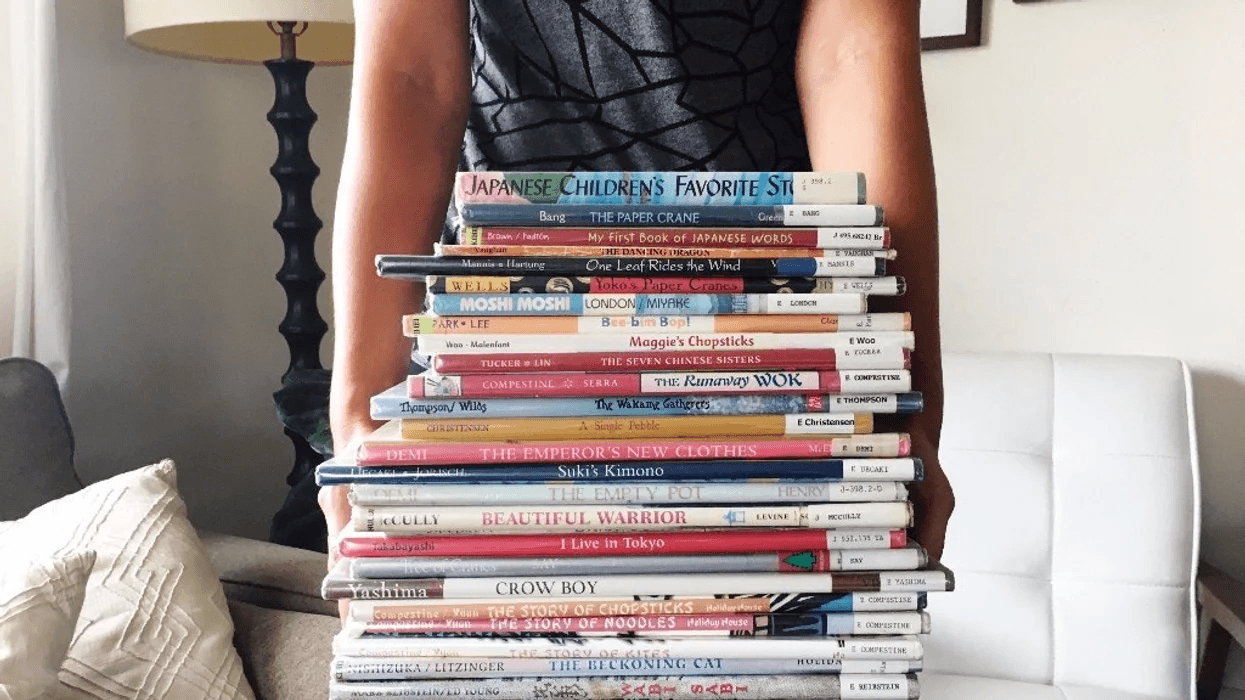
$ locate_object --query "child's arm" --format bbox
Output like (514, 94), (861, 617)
(795, 0), (953, 559)
(323, 1), (472, 601)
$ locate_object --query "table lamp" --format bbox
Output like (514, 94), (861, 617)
(121, 1), (353, 546)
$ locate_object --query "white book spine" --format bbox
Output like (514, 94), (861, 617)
(331, 632), (924, 660)
(352, 503), (914, 534)
(836, 371), (913, 393)
(348, 481), (909, 507)
(330, 655), (920, 681)
(878, 571), (950, 591)
(416, 331), (915, 355)
(846, 611), (931, 635)
(814, 227), (889, 248)
(783, 204), (882, 227)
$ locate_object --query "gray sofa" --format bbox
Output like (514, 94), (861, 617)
(0, 357), (338, 700)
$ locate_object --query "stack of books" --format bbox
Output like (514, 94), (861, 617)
(318, 171), (952, 700)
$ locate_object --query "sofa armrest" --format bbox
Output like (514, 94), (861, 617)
(1197, 560), (1245, 700)
(199, 529), (338, 617)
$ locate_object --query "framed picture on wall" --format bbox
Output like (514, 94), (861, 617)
(921, 0), (984, 50)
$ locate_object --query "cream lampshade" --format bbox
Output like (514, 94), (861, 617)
(122, 0), (354, 65)
(119, 0), (355, 551)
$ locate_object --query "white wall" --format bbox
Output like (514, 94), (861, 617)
(0, 1), (20, 353)
(55, 1), (349, 539)
(923, 0), (1245, 581)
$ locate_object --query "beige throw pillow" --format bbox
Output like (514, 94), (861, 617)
(0, 550), (96, 700)
(1, 460), (254, 700)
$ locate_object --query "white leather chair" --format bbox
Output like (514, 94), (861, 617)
(924, 352), (1199, 699)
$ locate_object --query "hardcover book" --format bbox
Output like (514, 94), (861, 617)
(454, 171), (867, 206)
(425, 274), (906, 296)
(455, 203), (885, 228)
(455, 225), (891, 249)
(348, 592), (930, 622)
(328, 673), (920, 700)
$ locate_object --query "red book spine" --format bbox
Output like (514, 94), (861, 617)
(341, 530), (867, 558)
(462, 227), (842, 248)
(354, 433), (910, 466)
(430, 349), (911, 374)
(586, 277), (788, 293)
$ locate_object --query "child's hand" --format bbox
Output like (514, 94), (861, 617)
(908, 427), (954, 562)
(319, 423), (376, 623)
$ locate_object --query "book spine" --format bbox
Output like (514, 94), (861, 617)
(348, 481), (911, 507)
(455, 226), (890, 250)
(349, 592), (928, 622)
(351, 502), (914, 534)
(353, 610), (930, 637)
(426, 275), (905, 295)
(407, 370), (912, 398)
(331, 656), (920, 681)
(323, 570), (946, 601)
(454, 171), (867, 206)
(414, 332), (916, 355)
(396, 413), (875, 442)
(330, 634), (924, 660)
(317, 458), (924, 486)
(425, 292), (871, 316)
(435, 244), (896, 260)
(346, 614), (738, 636)
(377, 255), (886, 278)
(404, 313), (910, 335)
(347, 548), (924, 578)
(340, 529), (908, 559)
(427, 348), (909, 373)
(753, 611), (930, 637)
(355, 433), (912, 467)
(373, 392), (923, 420)
(454, 203), (885, 227)
(330, 674), (920, 700)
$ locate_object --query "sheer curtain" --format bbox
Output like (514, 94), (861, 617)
(7, 0), (70, 389)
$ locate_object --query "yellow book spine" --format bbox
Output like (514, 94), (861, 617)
(403, 313), (910, 336)
(398, 413), (874, 441)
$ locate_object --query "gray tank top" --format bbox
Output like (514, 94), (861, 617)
(462, 0), (812, 173)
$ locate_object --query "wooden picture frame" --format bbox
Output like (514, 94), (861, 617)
(920, 0), (984, 51)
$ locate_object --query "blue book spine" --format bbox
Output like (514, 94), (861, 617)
(315, 458), (924, 486)
(372, 390), (924, 420)
(426, 292), (873, 316)
(456, 202), (884, 227)
(455, 171), (867, 206)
